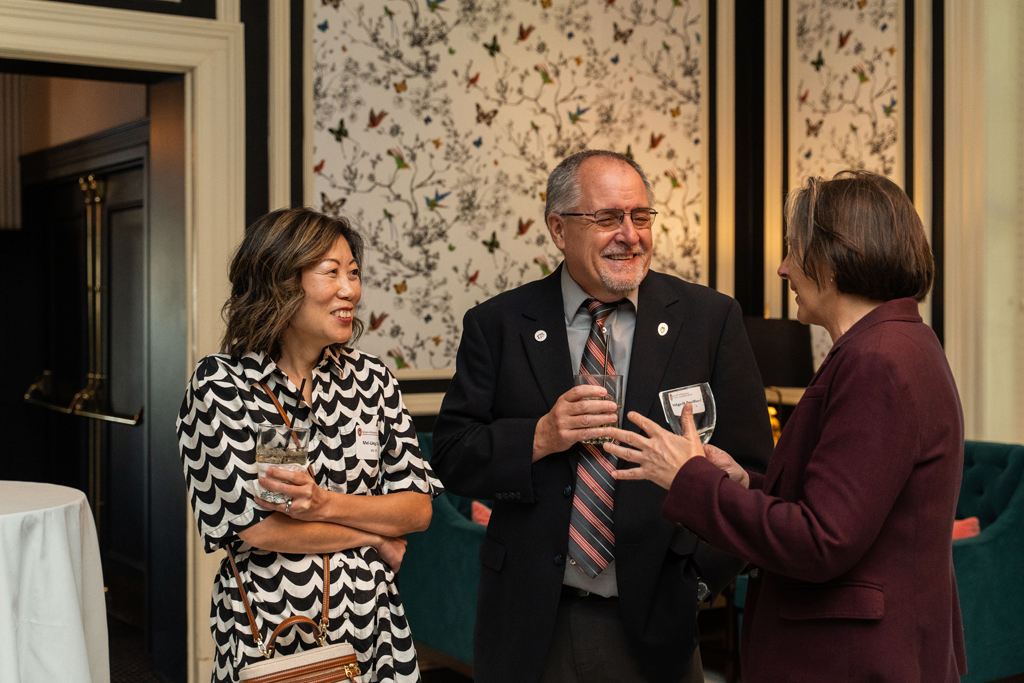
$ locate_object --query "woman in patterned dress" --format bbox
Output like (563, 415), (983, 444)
(177, 208), (442, 683)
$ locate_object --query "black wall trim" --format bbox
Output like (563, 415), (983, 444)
(707, 0), (717, 290)
(733, 1), (766, 316)
(290, 0), (305, 208)
(242, 0), (270, 228)
(780, 0), (790, 319)
(397, 378), (452, 395)
(0, 58), (174, 84)
(904, 0), (915, 201)
(931, 0), (944, 345)
(43, 0), (215, 18)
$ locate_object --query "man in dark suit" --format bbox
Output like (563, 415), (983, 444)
(431, 150), (774, 683)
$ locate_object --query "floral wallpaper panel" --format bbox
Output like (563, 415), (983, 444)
(788, 0), (902, 366)
(313, 0), (709, 370)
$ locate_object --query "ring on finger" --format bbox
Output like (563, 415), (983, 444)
(285, 499), (292, 513)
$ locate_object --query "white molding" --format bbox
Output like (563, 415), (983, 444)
(0, 3), (245, 680)
(304, 0), (314, 207)
(216, 0), (240, 23)
(715, 0), (735, 297)
(268, 0), (291, 211)
(1017, 2), (1024, 447)
(914, 0), (933, 327)
(394, 368), (456, 381)
(944, 0), (986, 439)
(764, 0), (785, 318)
(699, 1), (711, 287)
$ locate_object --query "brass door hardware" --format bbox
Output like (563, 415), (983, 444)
(22, 174), (144, 521)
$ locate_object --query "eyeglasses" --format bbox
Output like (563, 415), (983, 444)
(559, 208), (658, 231)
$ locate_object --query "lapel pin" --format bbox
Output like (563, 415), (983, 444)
(535, 330), (548, 342)
(658, 322), (668, 336)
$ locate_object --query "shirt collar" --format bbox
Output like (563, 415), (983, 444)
(321, 345), (348, 380)
(560, 263), (639, 323)
(240, 351), (278, 385)
(239, 347), (344, 387)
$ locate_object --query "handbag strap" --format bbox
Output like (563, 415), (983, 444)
(257, 380), (305, 450)
(230, 380), (331, 658)
(227, 549), (332, 658)
(257, 381), (292, 426)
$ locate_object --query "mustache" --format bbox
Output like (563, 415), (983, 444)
(602, 246), (647, 258)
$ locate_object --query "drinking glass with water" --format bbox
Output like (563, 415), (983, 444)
(254, 424), (309, 504)
(573, 373), (624, 444)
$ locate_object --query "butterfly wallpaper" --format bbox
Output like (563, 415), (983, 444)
(313, 0), (708, 370)
(789, 0), (902, 366)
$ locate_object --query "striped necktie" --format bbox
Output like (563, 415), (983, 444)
(568, 298), (621, 578)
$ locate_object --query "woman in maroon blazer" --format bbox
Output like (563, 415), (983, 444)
(600, 171), (967, 682)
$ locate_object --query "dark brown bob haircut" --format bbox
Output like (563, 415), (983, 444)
(785, 170), (933, 302)
(220, 207), (365, 359)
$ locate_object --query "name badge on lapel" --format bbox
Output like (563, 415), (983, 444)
(356, 423), (380, 460)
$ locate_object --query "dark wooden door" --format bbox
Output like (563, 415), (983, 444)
(2, 115), (187, 681)
(13, 130), (149, 625)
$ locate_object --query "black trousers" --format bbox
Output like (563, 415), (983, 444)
(539, 587), (704, 683)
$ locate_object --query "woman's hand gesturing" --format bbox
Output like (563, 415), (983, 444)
(602, 403), (706, 490)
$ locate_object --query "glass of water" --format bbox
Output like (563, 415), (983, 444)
(573, 373), (624, 444)
(254, 424), (309, 504)
(659, 383), (716, 444)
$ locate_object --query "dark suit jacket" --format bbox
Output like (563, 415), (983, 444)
(663, 298), (968, 682)
(431, 266), (774, 683)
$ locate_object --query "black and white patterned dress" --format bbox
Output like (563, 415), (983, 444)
(176, 347), (441, 683)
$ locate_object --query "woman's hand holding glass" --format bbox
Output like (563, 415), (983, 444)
(254, 465), (329, 520)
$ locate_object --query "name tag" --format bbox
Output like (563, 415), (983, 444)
(665, 386), (706, 415)
(355, 423), (380, 459)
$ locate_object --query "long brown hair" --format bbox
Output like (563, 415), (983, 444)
(220, 207), (365, 359)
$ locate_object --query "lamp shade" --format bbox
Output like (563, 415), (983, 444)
(743, 317), (814, 388)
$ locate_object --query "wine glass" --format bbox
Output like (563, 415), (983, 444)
(659, 382), (716, 443)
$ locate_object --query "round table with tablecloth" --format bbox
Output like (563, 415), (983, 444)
(0, 481), (109, 683)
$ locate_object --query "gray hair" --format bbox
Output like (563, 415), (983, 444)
(544, 150), (655, 217)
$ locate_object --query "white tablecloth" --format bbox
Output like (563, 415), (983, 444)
(0, 482), (109, 683)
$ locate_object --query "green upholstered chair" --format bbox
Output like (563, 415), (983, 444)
(400, 433), (485, 670)
(953, 440), (1024, 683)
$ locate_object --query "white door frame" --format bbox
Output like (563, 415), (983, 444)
(0, 1), (244, 680)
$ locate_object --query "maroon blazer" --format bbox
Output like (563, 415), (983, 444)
(663, 299), (967, 682)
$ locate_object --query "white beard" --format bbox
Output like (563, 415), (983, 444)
(599, 253), (647, 294)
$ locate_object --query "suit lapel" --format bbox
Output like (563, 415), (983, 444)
(521, 265), (574, 413)
(624, 274), (683, 427)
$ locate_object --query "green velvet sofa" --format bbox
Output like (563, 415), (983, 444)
(953, 440), (1024, 683)
(400, 433), (485, 669)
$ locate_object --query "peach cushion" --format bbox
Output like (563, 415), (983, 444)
(471, 500), (492, 526)
(952, 516), (981, 540)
